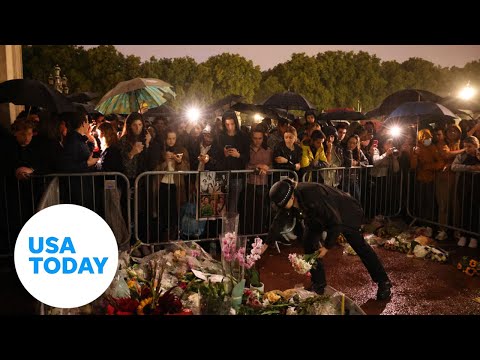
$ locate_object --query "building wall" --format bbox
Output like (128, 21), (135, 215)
(0, 45), (23, 128)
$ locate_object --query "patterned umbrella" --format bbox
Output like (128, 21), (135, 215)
(95, 78), (176, 114)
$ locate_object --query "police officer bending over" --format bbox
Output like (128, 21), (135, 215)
(268, 178), (392, 301)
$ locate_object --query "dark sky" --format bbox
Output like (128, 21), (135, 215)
(85, 45), (480, 70)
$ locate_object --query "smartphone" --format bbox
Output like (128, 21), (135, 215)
(225, 145), (233, 149)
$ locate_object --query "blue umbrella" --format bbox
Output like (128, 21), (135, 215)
(386, 101), (457, 123)
(385, 101), (459, 144)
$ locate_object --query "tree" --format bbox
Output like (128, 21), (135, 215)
(380, 60), (415, 102)
(22, 45), (92, 93)
(86, 45), (126, 94)
(254, 76), (285, 103)
(400, 57), (445, 94)
(196, 53), (262, 104)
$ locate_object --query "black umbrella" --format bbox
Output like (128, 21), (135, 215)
(143, 104), (176, 118)
(0, 78), (75, 113)
(262, 91), (315, 111)
(365, 89), (443, 119)
(206, 94), (245, 112)
(319, 110), (365, 121)
(230, 102), (294, 121)
(73, 102), (101, 115)
(67, 91), (99, 104)
(386, 101), (457, 121)
(385, 101), (458, 132)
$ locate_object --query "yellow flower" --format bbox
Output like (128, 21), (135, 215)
(469, 260), (478, 268)
(137, 297), (153, 315)
(465, 267), (475, 277)
(264, 291), (281, 304)
(127, 279), (137, 289)
(174, 250), (186, 259)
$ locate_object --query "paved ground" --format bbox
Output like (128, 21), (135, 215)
(259, 240), (480, 315)
(2, 239), (479, 315)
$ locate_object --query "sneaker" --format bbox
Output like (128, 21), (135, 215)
(468, 238), (478, 249)
(435, 230), (448, 241)
(376, 281), (392, 300)
(457, 237), (467, 247)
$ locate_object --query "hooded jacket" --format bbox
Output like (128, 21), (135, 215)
(218, 111), (250, 170)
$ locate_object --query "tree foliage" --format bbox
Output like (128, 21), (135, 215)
(21, 45), (480, 113)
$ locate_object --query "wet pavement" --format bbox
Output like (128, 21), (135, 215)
(259, 241), (480, 315)
(2, 240), (479, 315)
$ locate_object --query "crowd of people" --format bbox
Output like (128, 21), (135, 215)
(1, 105), (480, 250)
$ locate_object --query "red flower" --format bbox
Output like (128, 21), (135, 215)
(106, 304), (116, 315)
(107, 297), (140, 315)
(178, 282), (188, 290)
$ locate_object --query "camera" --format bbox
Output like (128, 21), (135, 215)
(392, 147), (400, 157)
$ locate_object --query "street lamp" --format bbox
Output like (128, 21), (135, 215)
(458, 81), (476, 100)
(48, 64), (69, 94)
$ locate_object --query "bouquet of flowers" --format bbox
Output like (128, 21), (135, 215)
(288, 248), (323, 276)
(105, 258), (189, 315)
(457, 257), (479, 276)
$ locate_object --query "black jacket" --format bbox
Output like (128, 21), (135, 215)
(96, 145), (124, 173)
(59, 131), (93, 172)
(294, 182), (365, 249)
(272, 141), (302, 172)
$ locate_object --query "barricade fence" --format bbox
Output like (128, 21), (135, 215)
(302, 165), (403, 219)
(407, 169), (480, 237)
(2, 166), (478, 257)
(134, 169), (298, 246)
(0, 172), (131, 257)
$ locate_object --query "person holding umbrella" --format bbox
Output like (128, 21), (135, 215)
(267, 178), (393, 300)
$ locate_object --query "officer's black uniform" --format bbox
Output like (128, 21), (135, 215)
(269, 179), (392, 300)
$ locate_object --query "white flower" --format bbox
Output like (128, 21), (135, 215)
(413, 245), (428, 258)
(286, 307), (297, 315)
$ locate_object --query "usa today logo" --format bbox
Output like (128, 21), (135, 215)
(14, 204), (118, 309)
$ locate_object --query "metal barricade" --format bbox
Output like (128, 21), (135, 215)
(0, 172), (131, 257)
(134, 169), (298, 245)
(407, 169), (480, 237)
(301, 166), (403, 219)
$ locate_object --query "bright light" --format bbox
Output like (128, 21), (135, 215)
(186, 108), (201, 123)
(459, 82), (476, 100)
(389, 126), (401, 138)
(253, 113), (264, 123)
